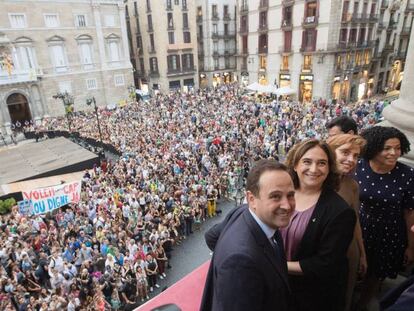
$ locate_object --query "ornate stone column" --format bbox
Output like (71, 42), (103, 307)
(381, 28), (414, 166)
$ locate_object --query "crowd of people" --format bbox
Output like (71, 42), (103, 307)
(1, 84), (409, 311)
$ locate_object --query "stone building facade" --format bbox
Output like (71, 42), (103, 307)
(235, 0), (413, 103)
(0, 0), (133, 130)
(125, 0), (198, 93)
(196, 0), (238, 88)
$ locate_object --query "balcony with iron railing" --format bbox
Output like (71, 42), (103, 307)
(239, 26), (248, 35)
(278, 45), (293, 54)
(196, 15), (202, 22)
(302, 15), (318, 27)
(239, 48), (248, 56)
(167, 23), (175, 30)
(395, 50), (407, 60)
(223, 13), (231, 21)
(149, 70), (159, 78)
(212, 12), (219, 21)
(388, 20), (397, 30)
(258, 23), (268, 33)
(281, 19), (293, 30)
(211, 49), (237, 57)
(166, 4), (173, 11)
(369, 13), (379, 22)
(0, 68), (43, 86)
(240, 4), (249, 14)
(182, 4), (188, 11)
(381, 0), (389, 9)
(377, 20), (385, 31)
(258, 46), (268, 54)
(351, 13), (370, 23)
(135, 70), (146, 77)
(147, 25), (154, 32)
(211, 31), (237, 39)
(300, 45), (316, 52)
(401, 26), (411, 36)
(407, 1), (414, 11)
(282, 0), (295, 6)
(383, 44), (394, 52)
(259, 0), (269, 10)
(148, 46), (156, 54)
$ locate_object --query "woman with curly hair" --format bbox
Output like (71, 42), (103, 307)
(281, 139), (356, 310)
(355, 126), (414, 310)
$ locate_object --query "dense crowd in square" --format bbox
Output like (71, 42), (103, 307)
(0, 84), (396, 310)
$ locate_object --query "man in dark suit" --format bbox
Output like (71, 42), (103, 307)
(200, 159), (295, 311)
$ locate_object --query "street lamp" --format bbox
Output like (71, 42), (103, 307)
(52, 91), (74, 132)
(86, 96), (103, 148)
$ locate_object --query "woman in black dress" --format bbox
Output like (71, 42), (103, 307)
(355, 126), (414, 309)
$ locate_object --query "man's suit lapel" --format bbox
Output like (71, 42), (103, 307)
(243, 210), (290, 291)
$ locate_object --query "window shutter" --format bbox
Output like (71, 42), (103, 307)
(312, 29), (317, 51)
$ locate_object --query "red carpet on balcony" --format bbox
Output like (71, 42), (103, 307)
(135, 260), (210, 311)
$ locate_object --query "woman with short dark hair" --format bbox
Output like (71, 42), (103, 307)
(281, 139), (356, 311)
(355, 126), (414, 309)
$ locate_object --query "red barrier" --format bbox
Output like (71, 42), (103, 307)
(135, 260), (210, 311)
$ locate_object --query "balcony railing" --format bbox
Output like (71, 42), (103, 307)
(167, 24), (175, 30)
(381, 0), (389, 9)
(395, 50), (407, 59)
(337, 40), (374, 49)
(240, 4), (249, 13)
(147, 26), (154, 32)
(407, 2), (414, 11)
(258, 24), (268, 32)
(281, 19), (292, 29)
(300, 45), (315, 52)
(0, 68), (42, 86)
(148, 46), (156, 53)
(196, 15), (202, 22)
(258, 46), (268, 54)
(401, 26), (411, 36)
(167, 66), (197, 76)
(211, 31), (236, 39)
(279, 45), (292, 53)
(259, 0), (269, 10)
(212, 13), (219, 20)
(351, 13), (370, 22)
(369, 13), (379, 22)
(382, 44), (394, 54)
(388, 21), (397, 29)
(135, 70), (146, 77)
(282, 0), (295, 6)
(302, 16), (318, 27)
(223, 13), (231, 21)
(211, 49), (237, 57)
(377, 21), (385, 30)
(239, 27), (248, 34)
